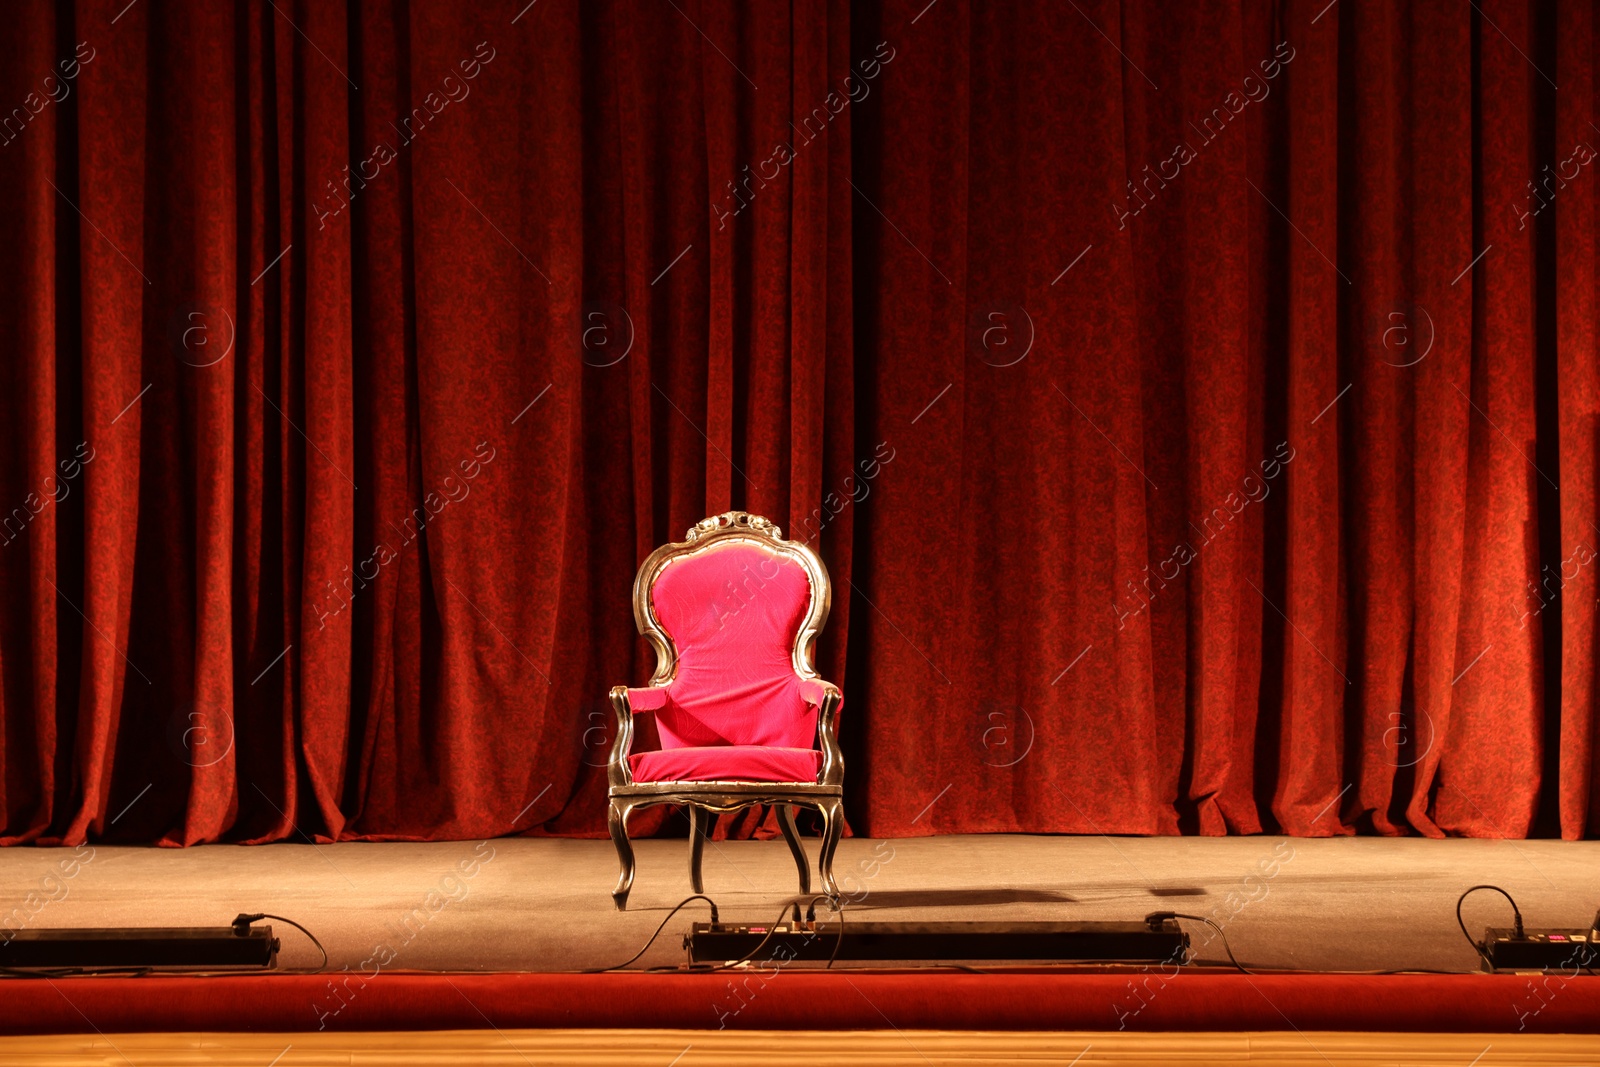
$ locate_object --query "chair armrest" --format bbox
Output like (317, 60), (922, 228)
(800, 679), (845, 787)
(624, 686), (669, 712)
(798, 678), (837, 708)
(606, 685), (667, 788)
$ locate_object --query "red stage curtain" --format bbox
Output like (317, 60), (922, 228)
(0, 0), (1595, 846)
(848, 0), (1600, 841)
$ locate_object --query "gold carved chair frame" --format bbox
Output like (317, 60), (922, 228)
(607, 511), (845, 910)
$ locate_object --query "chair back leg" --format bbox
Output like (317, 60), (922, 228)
(776, 804), (812, 894)
(608, 799), (636, 910)
(816, 797), (844, 901)
(687, 804), (709, 894)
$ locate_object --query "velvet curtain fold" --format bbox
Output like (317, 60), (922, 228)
(0, 0), (1595, 846)
(849, 0), (1599, 841)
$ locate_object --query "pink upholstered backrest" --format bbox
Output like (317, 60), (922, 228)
(648, 540), (818, 750)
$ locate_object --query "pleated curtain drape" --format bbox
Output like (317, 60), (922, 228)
(1, 0), (1596, 846)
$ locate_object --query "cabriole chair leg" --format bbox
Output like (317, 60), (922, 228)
(609, 799), (636, 911)
(776, 804), (811, 895)
(816, 797), (844, 902)
(688, 805), (708, 894)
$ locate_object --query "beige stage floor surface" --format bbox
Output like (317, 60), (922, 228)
(0, 834), (1595, 972)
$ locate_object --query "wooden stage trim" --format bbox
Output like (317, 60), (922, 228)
(1, 1029), (1599, 1066)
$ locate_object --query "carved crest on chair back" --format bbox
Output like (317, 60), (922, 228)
(682, 510), (783, 542)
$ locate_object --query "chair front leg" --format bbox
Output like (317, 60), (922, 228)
(687, 805), (708, 894)
(816, 797), (844, 901)
(776, 804), (812, 895)
(609, 798), (637, 911)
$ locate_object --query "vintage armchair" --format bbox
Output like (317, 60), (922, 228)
(606, 511), (845, 910)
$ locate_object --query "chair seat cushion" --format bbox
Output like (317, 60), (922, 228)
(628, 746), (823, 784)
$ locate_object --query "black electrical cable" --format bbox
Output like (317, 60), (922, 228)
(707, 900), (802, 972)
(823, 898), (845, 970)
(704, 895), (846, 973)
(618, 895), (1508, 978)
(802, 894), (848, 969)
(1455, 885), (1524, 968)
(233, 913), (328, 973)
(1141, 911), (1489, 976)
(0, 965), (165, 979)
(588, 895), (719, 972)
(1149, 911), (1251, 974)
(0, 965), (77, 979)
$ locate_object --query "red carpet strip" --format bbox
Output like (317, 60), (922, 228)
(0, 972), (1595, 1035)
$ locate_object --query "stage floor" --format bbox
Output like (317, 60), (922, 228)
(1, 833), (1595, 973)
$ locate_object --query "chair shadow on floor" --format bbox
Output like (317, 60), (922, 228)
(816, 888), (1082, 908)
(622, 885), (1215, 912)
(802, 886), (1212, 908)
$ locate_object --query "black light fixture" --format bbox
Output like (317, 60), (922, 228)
(0, 922), (279, 972)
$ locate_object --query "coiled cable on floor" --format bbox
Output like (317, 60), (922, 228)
(588, 894), (719, 972)
(233, 912), (328, 973)
(1148, 911), (1251, 974)
(1455, 885), (1524, 968)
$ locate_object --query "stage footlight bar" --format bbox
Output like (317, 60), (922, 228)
(686, 918), (1189, 966)
(0, 926), (279, 972)
(1481, 927), (1599, 972)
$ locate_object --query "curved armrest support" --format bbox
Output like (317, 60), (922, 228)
(801, 679), (845, 788)
(607, 685), (654, 788)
